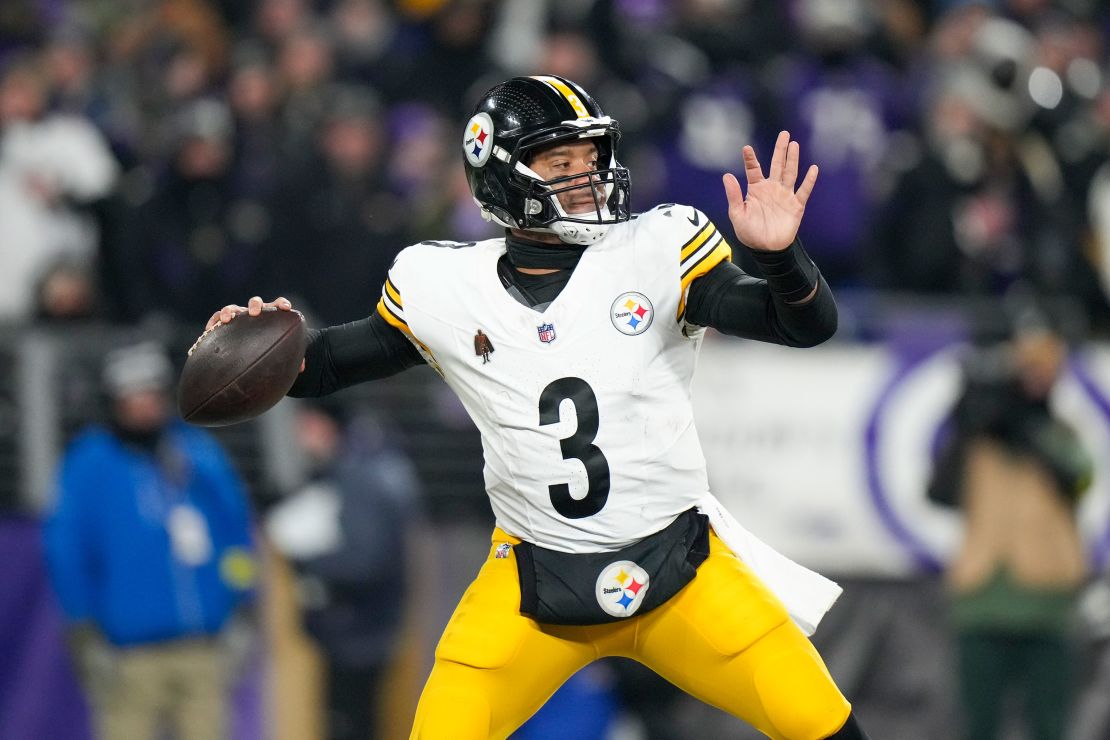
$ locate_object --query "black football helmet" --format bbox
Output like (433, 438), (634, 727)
(462, 75), (631, 245)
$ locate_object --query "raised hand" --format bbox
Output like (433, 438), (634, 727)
(722, 131), (818, 252)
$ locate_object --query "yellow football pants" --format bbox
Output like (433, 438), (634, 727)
(410, 527), (851, 740)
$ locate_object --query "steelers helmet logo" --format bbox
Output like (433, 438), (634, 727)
(595, 560), (650, 618)
(463, 112), (494, 167)
(610, 292), (653, 336)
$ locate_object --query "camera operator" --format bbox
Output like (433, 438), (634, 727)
(929, 315), (1094, 740)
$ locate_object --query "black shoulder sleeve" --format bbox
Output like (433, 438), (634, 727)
(684, 242), (837, 347)
(287, 311), (425, 397)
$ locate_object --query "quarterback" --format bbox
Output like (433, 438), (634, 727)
(209, 76), (869, 739)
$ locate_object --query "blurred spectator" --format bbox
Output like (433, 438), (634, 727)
(534, 25), (651, 149)
(1022, 11), (1109, 249)
(869, 15), (1110, 329)
(42, 341), (257, 740)
(585, 0), (713, 141)
(263, 85), (407, 324)
(125, 98), (271, 322)
(266, 402), (421, 740)
(277, 24), (336, 150)
(1, 0), (1106, 333)
(93, 0), (230, 153)
(404, 0), (505, 119)
(329, 0), (409, 101)
(929, 317), (1094, 740)
(0, 54), (119, 320)
(227, 42), (284, 199)
(33, 257), (100, 323)
(672, 0), (792, 68)
(43, 27), (98, 115)
(647, 74), (767, 240)
(252, 0), (312, 49)
(774, 0), (912, 285)
(385, 102), (494, 243)
(868, 0), (929, 71)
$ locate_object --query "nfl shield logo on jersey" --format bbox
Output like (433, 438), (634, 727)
(537, 323), (557, 344)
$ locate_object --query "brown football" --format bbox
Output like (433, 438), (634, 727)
(178, 307), (307, 426)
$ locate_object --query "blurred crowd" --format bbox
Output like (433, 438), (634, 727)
(0, 0), (1108, 334)
(4, 3), (1110, 737)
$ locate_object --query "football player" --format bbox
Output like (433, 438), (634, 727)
(209, 75), (869, 739)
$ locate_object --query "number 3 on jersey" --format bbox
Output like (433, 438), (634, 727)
(538, 377), (611, 519)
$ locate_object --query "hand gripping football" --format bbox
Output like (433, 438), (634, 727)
(178, 308), (307, 426)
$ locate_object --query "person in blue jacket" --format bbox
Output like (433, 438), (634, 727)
(43, 340), (256, 740)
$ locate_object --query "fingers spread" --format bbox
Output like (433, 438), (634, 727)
(274, 297), (292, 310)
(769, 131), (789, 183)
(796, 164), (819, 206)
(722, 172), (745, 208)
(248, 296), (264, 316)
(742, 145), (764, 184)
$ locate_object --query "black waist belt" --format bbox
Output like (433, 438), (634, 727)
(514, 508), (710, 626)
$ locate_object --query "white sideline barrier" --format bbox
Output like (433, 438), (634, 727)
(691, 340), (1110, 577)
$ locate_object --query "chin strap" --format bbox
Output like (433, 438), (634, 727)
(548, 219), (612, 245)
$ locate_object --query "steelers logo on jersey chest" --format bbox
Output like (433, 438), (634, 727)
(610, 292), (654, 336)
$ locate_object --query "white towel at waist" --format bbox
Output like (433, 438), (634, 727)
(697, 491), (842, 636)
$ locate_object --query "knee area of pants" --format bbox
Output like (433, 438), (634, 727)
(752, 648), (850, 740)
(411, 685), (492, 740)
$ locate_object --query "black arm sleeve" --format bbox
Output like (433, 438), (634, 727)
(684, 241), (837, 347)
(287, 311), (425, 398)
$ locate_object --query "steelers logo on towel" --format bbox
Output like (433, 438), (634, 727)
(610, 292), (654, 336)
(463, 112), (494, 167)
(595, 560), (650, 618)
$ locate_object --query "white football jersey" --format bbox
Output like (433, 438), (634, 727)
(377, 205), (732, 553)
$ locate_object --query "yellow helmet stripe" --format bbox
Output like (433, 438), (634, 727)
(530, 75), (590, 119)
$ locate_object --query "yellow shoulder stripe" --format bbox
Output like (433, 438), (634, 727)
(681, 233), (730, 281)
(376, 297), (410, 334)
(384, 278), (402, 307)
(376, 297), (436, 358)
(677, 237), (732, 321)
(680, 222), (717, 262)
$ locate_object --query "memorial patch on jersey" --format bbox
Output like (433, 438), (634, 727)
(610, 292), (654, 336)
(474, 329), (495, 363)
(494, 543), (511, 559)
(595, 560), (650, 618)
(537, 322), (557, 344)
(676, 217), (732, 321)
(463, 112), (494, 167)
